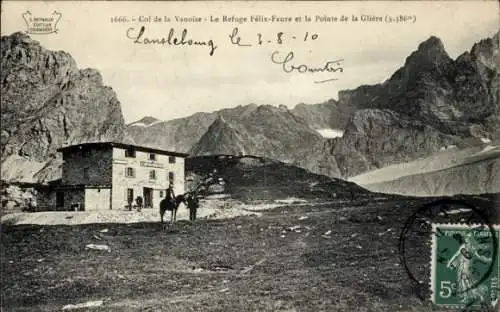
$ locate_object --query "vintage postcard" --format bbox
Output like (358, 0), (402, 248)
(1, 1), (499, 311)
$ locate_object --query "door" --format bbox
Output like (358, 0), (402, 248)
(56, 192), (64, 210)
(143, 187), (153, 208)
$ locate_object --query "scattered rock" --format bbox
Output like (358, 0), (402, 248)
(85, 244), (111, 252)
(62, 300), (104, 310)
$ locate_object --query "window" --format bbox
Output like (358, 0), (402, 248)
(160, 190), (164, 197)
(82, 150), (91, 157)
(83, 167), (89, 180)
(149, 153), (156, 161)
(125, 167), (135, 178)
(149, 170), (156, 180)
(168, 172), (175, 184)
(169, 156), (176, 164)
(125, 149), (136, 158)
(127, 189), (134, 203)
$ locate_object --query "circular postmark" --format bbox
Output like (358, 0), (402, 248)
(398, 198), (499, 311)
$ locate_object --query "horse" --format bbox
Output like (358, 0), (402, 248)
(160, 194), (187, 224)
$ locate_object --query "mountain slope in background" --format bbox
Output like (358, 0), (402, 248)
(359, 146), (500, 196)
(1, 32), (131, 183)
(128, 32), (499, 185)
(332, 109), (462, 177)
(291, 99), (354, 133)
(127, 111), (217, 152)
(190, 105), (323, 163)
(302, 32), (500, 178)
(185, 155), (372, 202)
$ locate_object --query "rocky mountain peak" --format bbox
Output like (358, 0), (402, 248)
(470, 31), (500, 70)
(401, 36), (452, 76)
(1, 32), (130, 183)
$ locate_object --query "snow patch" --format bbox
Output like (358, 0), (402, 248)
(129, 120), (163, 128)
(472, 145), (499, 156)
(129, 122), (147, 127)
(275, 197), (308, 204)
(316, 128), (343, 138)
(481, 137), (492, 143)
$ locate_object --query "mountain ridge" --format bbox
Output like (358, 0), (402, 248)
(1, 32), (131, 183)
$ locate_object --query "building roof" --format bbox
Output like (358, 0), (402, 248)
(56, 142), (190, 157)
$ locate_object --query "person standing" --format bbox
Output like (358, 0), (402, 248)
(187, 192), (199, 221)
(135, 196), (143, 212)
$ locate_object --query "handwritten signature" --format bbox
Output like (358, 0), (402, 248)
(271, 51), (344, 83)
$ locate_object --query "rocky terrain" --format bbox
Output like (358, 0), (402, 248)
(1, 32), (131, 183)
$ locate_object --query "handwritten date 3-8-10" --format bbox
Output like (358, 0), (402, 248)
(229, 27), (319, 47)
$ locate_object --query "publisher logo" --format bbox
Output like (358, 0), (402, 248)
(22, 11), (62, 35)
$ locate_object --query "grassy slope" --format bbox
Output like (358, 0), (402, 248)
(186, 155), (371, 202)
(3, 195), (498, 312)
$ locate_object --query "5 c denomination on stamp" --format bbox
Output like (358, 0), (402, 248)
(431, 223), (499, 309)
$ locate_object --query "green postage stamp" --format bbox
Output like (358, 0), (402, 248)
(431, 223), (499, 309)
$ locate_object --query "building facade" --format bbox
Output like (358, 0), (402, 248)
(52, 142), (188, 211)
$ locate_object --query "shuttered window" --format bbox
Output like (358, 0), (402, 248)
(125, 167), (135, 178)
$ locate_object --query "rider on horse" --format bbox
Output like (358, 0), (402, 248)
(166, 183), (176, 205)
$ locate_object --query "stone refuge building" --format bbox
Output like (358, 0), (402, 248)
(38, 142), (188, 211)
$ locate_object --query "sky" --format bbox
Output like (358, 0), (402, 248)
(1, 1), (499, 124)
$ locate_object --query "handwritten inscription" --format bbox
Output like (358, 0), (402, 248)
(271, 51), (344, 83)
(126, 26), (342, 82)
(127, 26), (218, 56)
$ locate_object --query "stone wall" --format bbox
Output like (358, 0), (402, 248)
(62, 146), (113, 186)
(37, 188), (56, 211)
